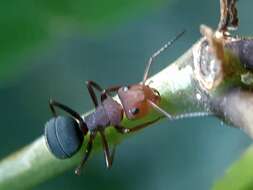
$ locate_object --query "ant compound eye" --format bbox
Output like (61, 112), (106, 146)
(153, 89), (160, 97)
(122, 86), (128, 92)
(130, 107), (139, 115)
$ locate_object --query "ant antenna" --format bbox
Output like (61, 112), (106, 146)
(173, 112), (214, 120)
(147, 100), (173, 120)
(148, 100), (213, 120)
(142, 30), (186, 85)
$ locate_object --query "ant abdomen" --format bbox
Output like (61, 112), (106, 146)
(45, 116), (84, 159)
(44, 31), (185, 173)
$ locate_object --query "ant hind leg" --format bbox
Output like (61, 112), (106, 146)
(49, 99), (87, 133)
(75, 132), (97, 175)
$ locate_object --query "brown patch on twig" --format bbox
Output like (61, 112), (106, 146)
(200, 25), (225, 62)
(193, 25), (226, 91)
(218, 0), (239, 32)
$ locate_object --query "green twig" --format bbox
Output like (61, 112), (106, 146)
(0, 44), (204, 190)
(213, 145), (253, 190)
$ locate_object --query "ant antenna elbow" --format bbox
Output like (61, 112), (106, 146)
(142, 30), (186, 84)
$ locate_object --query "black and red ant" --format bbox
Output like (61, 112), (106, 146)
(45, 31), (185, 175)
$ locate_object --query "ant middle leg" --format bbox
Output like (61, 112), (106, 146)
(49, 99), (80, 118)
(99, 130), (116, 169)
(101, 86), (121, 101)
(86, 81), (120, 104)
(114, 117), (161, 134)
(49, 99), (87, 133)
(86, 80), (121, 103)
(86, 80), (104, 107)
(75, 131), (97, 175)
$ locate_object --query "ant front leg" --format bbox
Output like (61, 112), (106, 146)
(75, 131), (97, 175)
(99, 130), (116, 169)
(115, 117), (161, 134)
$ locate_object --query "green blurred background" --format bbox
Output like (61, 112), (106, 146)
(0, 0), (252, 189)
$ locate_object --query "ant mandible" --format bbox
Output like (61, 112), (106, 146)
(44, 31), (185, 175)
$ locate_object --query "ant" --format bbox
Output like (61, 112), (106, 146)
(44, 31), (185, 175)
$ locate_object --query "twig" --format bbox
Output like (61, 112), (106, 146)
(1, 1), (253, 188)
(0, 45), (206, 189)
(213, 145), (253, 190)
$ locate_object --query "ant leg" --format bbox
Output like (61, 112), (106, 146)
(50, 99), (82, 119)
(49, 99), (57, 117)
(105, 86), (121, 93)
(142, 30), (186, 84)
(75, 132), (97, 175)
(49, 99), (88, 134)
(99, 130), (115, 168)
(115, 117), (160, 134)
(86, 80), (104, 107)
(100, 86), (121, 101)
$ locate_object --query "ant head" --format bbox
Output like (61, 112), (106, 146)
(117, 31), (184, 120)
(45, 116), (84, 159)
(118, 84), (160, 120)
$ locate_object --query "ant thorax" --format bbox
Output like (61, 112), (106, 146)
(84, 106), (110, 131)
(102, 97), (124, 125)
(118, 84), (160, 120)
(84, 97), (123, 131)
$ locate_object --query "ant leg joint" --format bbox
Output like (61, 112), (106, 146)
(48, 98), (57, 117)
(101, 90), (108, 101)
(114, 126), (130, 134)
(49, 98), (53, 104)
(85, 80), (91, 85)
(123, 128), (130, 133)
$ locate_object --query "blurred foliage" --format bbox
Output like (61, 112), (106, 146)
(0, 0), (164, 83)
(213, 145), (253, 190)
